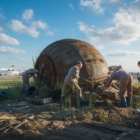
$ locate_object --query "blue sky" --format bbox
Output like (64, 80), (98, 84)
(0, 0), (140, 72)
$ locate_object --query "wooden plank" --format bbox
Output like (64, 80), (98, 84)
(14, 119), (28, 129)
(131, 129), (140, 135)
(32, 97), (52, 105)
(116, 129), (136, 140)
(119, 138), (135, 140)
(124, 133), (140, 140)
(80, 122), (133, 132)
(0, 116), (17, 120)
(3, 119), (28, 133)
(17, 114), (30, 119)
(0, 113), (30, 120)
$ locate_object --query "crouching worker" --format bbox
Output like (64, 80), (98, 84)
(102, 65), (133, 107)
(22, 68), (39, 96)
(60, 61), (89, 106)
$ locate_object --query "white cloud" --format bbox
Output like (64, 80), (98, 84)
(22, 9), (34, 20)
(108, 59), (135, 63)
(0, 46), (25, 54)
(32, 20), (49, 29)
(79, 0), (103, 14)
(69, 3), (74, 10)
(95, 46), (104, 49)
(8, 20), (50, 37)
(11, 56), (30, 64)
(0, 33), (20, 45)
(10, 20), (26, 31)
(9, 20), (40, 37)
(8, 9), (52, 38)
(0, 61), (17, 65)
(105, 50), (140, 56)
(107, 59), (138, 72)
(108, 0), (119, 2)
(27, 27), (40, 37)
(77, 2), (140, 45)
(130, 0), (139, 4)
(45, 31), (54, 36)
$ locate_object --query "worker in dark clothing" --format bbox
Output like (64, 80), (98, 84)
(22, 68), (39, 96)
(138, 61), (140, 68)
(101, 65), (133, 107)
(137, 61), (140, 81)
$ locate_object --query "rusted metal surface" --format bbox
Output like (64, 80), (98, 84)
(35, 39), (109, 89)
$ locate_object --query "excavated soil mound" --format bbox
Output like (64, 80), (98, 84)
(96, 82), (130, 100)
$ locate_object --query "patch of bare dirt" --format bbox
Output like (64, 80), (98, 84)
(0, 106), (139, 140)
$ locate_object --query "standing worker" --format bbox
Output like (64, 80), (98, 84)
(137, 61), (140, 81)
(102, 65), (133, 107)
(60, 61), (89, 106)
(22, 68), (39, 96)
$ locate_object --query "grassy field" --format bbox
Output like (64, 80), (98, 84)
(0, 76), (22, 81)
(0, 76), (140, 107)
(0, 76), (34, 100)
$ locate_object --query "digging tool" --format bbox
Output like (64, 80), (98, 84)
(133, 86), (140, 96)
(0, 91), (11, 98)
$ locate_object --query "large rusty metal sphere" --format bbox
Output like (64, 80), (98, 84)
(35, 39), (109, 89)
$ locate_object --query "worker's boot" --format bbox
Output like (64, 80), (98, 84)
(126, 97), (132, 107)
(121, 97), (127, 107)
(60, 95), (65, 106)
(24, 90), (29, 96)
(80, 97), (89, 106)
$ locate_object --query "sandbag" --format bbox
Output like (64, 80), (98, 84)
(48, 89), (61, 101)
(39, 87), (47, 98)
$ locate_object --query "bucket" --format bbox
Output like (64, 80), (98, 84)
(28, 87), (35, 95)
